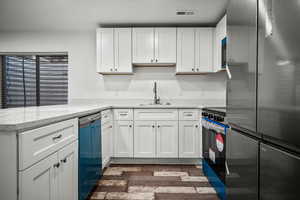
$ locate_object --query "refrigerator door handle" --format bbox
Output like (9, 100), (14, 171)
(225, 161), (230, 175)
(226, 64), (232, 79)
(264, 0), (274, 38)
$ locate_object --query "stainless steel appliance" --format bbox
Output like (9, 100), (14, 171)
(221, 37), (227, 69)
(79, 113), (102, 200)
(258, 0), (300, 199)
(227, 0), (300, 199)
(226, 0), (259, 199)
(202, 107), (228, 200)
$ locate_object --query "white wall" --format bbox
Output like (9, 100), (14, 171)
(0, 31), (226, 104)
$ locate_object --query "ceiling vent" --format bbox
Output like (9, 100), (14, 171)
(176, 10), (195, 16)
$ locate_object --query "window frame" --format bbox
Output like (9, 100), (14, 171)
(1, 54), (68, 108)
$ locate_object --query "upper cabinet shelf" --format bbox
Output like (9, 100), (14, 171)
(96, 18), (226, 75)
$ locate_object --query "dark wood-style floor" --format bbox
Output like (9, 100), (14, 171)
(89, 164), (220, 200)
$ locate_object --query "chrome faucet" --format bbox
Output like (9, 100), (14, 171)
(153, 81), (160, 105)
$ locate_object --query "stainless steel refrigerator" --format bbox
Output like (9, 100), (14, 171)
(258, 0), (300, 199)
(226, 0), (300, 199)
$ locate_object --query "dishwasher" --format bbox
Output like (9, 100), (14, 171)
(79, 113), (102, 200)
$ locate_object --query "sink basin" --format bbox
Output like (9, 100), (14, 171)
(138, 102), (172, 106)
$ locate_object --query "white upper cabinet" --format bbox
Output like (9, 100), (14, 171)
(96, 26), (219, 74)
(177, 28), (214, 73)
(154, 28), (177, 63)
(133, 28), (176, 64)
(214, 15), (227, 72)
(132, 28), (155, 63)
(195, 28), (214, 72)
(114, 28), (133, 73)
(97, 28), (132, 74)
(176, 28), (196, 73)
(97, 28), (115, 73)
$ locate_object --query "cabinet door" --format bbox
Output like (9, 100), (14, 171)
(132, 28), (155, 63)
(114, 28), (132, 73)
(97, 28), (114, 73)
(176, 28), (196, 73)
(134, 121), (156, 158)
(214, 15), (226, 72)
(58, 141), (78, 200)
(179, 121), (200, 158)
(19, 153), (58, 200)
(195, 28), (214, 72)
(114, 121), (134, 157)
(156, 121), (178, 158)
(108, 123), (114, 159)
(154, 28), (177, 63)
(101, 125), (108, 168)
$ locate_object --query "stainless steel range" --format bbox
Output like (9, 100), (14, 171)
(201, 107), (228, 200)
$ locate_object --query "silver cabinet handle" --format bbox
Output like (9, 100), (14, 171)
(152, 125), (155, 128)
(196, 68), (199, 72)
(157, 125), (160, 128)
(61, 158), (67, 163)
(129, 125), (132, 128)
(156, 59), (158, 63)
(195, 125), (198, 128)
(110, 68), (113, 71)
(192, 68), (194, 72)
(52, 134), (62, 141)
(53, 163), (60, 168)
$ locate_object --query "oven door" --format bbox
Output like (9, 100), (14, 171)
(202, 118), (226, 183)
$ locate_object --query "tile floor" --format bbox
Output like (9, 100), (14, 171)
(89, 164), (219, 200)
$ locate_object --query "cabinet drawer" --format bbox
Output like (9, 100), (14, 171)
(102, 109), (113, 125)
(114, 109), (133, 120)
(19, 118), (78, 170)
(134, 109), (178, 121)
(179, 109), (200, 121)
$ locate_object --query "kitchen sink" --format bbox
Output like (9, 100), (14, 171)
(138, 102), (172, 106)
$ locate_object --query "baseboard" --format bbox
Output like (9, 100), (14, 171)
(109, 157), (202, 165)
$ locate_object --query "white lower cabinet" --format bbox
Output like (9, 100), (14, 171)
(114, 121), (134, 157)
(58, 142), (78, 200)
(19, 153), (57, 200)
(19, 141), (78, 200)
(134, 121), (156, 158)
(102, 122), (113, 168)
(134, 120), (178, 158)
(179, 121), (201, 158)
(156, 121), (178, 158)
(113, 109), (202, 159)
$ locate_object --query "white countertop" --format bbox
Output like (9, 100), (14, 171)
(0, 102), (222, 132)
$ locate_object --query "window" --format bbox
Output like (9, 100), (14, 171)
(1, 54), (68, 108)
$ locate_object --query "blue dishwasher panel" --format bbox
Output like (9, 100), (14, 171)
(79, 119), (102, 200)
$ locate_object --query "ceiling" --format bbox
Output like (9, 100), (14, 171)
(0, 0), (228, 32)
